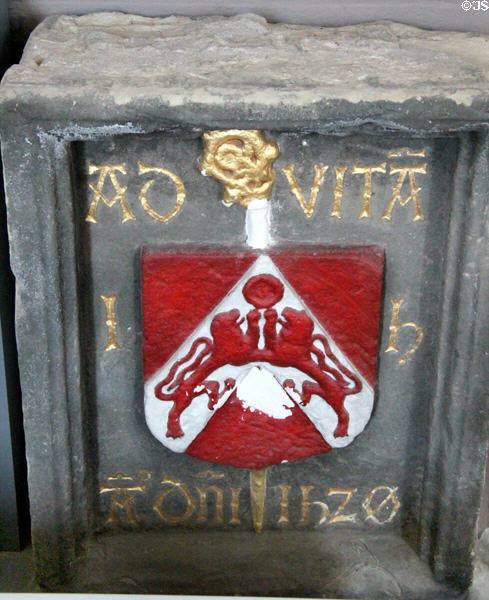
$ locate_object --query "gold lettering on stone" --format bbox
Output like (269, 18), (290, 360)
(200, 130), (279, 208)
(195, 469), (225, 479)
(229, 487), (242, 525)
(153, 475), (196, 523)
(388, 149), (426, 158)
(352, 164), (387, 218)
(86, 162), (135, 224)
(138, 161), (185, 222)
(385, 299), (424, 365)
(362, 486), (401, 524)
(299, 485), (329, 525)
(299, 485), (315, 523)
(99, 469), (404, 529)
(99, 470), (151, 525)
(196, 486), (224, 523)
(382, 164), (427, 221)
(100, 294), (120, 352)
(282, 164), (329, 218)
(327, 488), (358, 524)
(330, 166), (347, 218)
(278, 484), (291, 524)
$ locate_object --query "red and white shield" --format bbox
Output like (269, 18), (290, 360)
(142, 247), (384, 469)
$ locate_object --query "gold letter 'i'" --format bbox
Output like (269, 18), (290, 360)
(101, 294), (121, 351)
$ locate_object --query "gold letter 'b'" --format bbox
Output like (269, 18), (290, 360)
(385, 299), (423, 365)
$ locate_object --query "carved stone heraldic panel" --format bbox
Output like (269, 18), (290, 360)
(0, 13), (489, 599)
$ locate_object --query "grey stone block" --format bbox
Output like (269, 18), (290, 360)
(0, 13), (488, 598)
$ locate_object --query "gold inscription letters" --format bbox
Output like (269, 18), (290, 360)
(352, 164), (387, 218)
(362, 486), (401, 525)
(280, 148), (427, 220)
(330, 165), (347, 218)
(87, 147), (427, 224)
(385, 299), (424, 365)
(138, 161), (186, 222)
(100, 294), (120, 352)
(86, 162), (135, 224)
(300, 485), (330, 525)
(281, 164), (329, 218)
(196, 486), (224, 523)
(229, 487), (242, 525)
(388, 148), (426, 158)
(382, 164), (426, 221)
(195, 469), (225, 479)
(152, 475), (196, 523)
(99, 471), (151, 525)
(100, 472), (401, 528)
(278, 484), (291, 524)
(327, 488), (358, 524)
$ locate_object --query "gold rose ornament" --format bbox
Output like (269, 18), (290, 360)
(200, 130), (280, 208)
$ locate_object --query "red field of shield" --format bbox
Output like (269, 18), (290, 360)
(142, 247), (384, 469)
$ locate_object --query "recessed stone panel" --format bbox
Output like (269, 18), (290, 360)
(0, 13), (488, 599)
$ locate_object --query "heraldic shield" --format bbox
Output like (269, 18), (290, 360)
(142, 247), (384, 469)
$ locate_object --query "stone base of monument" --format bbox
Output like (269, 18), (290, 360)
(64, 530), (448, 598)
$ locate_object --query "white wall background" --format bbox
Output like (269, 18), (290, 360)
(9, 0), (489, 34)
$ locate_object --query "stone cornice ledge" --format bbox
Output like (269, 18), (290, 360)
(2, 12), (489, 129)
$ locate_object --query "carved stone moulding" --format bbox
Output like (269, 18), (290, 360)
(0, 13), (489, 599)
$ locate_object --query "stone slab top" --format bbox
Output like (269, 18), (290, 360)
(2, 12), (489, 131)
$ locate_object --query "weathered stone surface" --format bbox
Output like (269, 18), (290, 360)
(0, 13), (489, 599)
(4, 13), (489, 106)
(3, 13), (489, 128)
